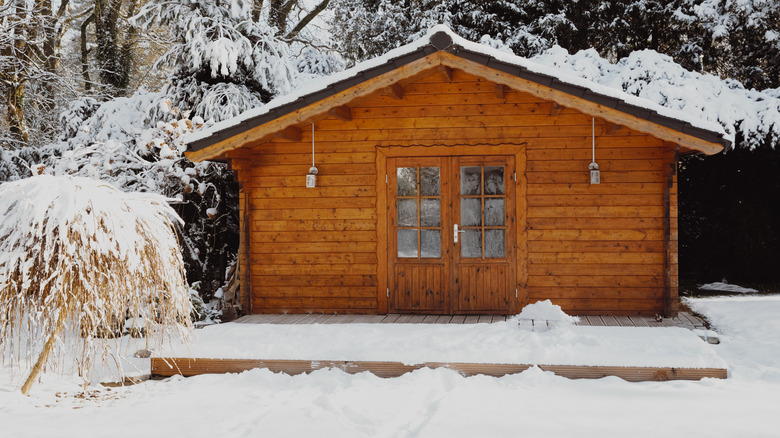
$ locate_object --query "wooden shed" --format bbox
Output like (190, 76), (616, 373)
(185, 27), (728, 317)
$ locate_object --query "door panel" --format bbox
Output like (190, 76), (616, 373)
(452, 157), (515, 314)
(388, 157), (449, 313)
(456, 265), (510, 312)
(388, 156), (515, 314)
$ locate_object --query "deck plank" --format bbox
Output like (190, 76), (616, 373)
(450, 315), (467, 324)
(152, 358), (727, 382)
(394, 315), (415, 324)
(380, 314), (402, 324)
(264, 314), (292, 324)
(644, 317), (665, 327)
(338, 315), (358, 324)
(628, 316), (650, 327)
(600, 316), (619, 326)
(422, 315), (440, 324)
(349, 315), (387, 324)
(614, 316), (635, 327)
(302, 314), (332, 324)
(586, 316), (606, 326)
(477, 316), (493, 324)
(463, 315), (480, 324)
(407, 315), (427, 324)
(282, 314), (312, 324)
(435, 315), (453, 324)
(322, 314), (351, 324)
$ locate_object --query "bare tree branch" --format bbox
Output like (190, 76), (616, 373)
(285, 0), (329, 40)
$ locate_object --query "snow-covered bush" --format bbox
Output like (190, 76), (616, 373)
(33, 90), (240, 306)
(0, 175), (191, 394)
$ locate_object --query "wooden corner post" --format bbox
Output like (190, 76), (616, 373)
(663, 144), (680, 317)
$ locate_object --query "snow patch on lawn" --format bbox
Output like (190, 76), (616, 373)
(698, 281), (758, 293)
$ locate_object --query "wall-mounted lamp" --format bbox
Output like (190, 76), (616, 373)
(589, 117), (600, 185)
(307, 123), (318, 188)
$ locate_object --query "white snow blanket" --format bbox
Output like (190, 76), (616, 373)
(698, 281), (758, 293)
(157, 319), (724, 369)
(5, 296), (780, 438)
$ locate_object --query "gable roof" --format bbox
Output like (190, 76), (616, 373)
(184, 25), (729, 162)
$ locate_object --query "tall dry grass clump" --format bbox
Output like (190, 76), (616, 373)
(0, 175), (192, 395)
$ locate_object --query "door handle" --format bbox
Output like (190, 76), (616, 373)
(454, 224), (465, 243)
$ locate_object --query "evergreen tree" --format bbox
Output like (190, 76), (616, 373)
(134, 0), (299, 123)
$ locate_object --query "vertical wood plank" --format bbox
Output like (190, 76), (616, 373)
(662, 142), (679, 317)
(515, 147), (528, 313)
(376, 149), (389, 313)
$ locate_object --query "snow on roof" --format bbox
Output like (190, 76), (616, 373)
(184, 25), (728, 150)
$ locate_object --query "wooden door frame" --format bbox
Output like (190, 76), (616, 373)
(376, 144), (528, 314)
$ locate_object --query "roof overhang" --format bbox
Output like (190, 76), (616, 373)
(185, 29), (729, 162)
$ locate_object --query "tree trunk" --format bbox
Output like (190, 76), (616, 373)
(5, 82), (28, 146)
(21, 306), (69, 395)
(81, 13), (95, 91)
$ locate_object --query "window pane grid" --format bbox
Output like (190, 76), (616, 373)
(397, 166), (441, 259)
(460, 164), (506, 259)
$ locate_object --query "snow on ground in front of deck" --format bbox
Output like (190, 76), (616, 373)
(2, 297), (779, 437)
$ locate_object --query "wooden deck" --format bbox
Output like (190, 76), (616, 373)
(233, 312), (709, 331)
(151, 311), (725, 383)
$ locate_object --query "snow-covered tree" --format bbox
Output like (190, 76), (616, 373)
(0, 0), (78, 148)
(331, 0), (569, 65)
(133, 0), (301, 123)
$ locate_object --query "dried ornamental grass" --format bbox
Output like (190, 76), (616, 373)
(0, 175), (192, 394)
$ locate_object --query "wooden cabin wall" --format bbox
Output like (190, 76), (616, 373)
(245, 70), (675, 315)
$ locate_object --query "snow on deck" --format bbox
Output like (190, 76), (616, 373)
(156, 318), (725, 370)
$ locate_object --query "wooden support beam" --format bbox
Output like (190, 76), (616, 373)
(387, 83), (404, 100)
(494, 83), (506, 99)
(328, 105), (352, 121)
(438, 66), (453, 82)
(550, 103), (563, 116)
(606, 122), (624, 134)
(274, 126), (302, 142)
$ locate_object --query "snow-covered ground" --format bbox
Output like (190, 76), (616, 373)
(2, 297), (779, 437)
(698, 281), (759, 294)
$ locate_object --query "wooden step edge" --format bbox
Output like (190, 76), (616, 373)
(150, 357), (727, 382)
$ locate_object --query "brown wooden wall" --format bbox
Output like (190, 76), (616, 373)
(233, 69), (677, 315)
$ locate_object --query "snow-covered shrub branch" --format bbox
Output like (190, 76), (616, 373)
(0, 175), (191, 391)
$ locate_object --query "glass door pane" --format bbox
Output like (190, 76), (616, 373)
(396, 166), (442, 258)
(459, 164), (506, 258)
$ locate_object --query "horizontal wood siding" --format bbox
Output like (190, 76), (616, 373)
(247, 69), (673, 315)
(525, 113), (671, 315)
(248, 147), (379, 313)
